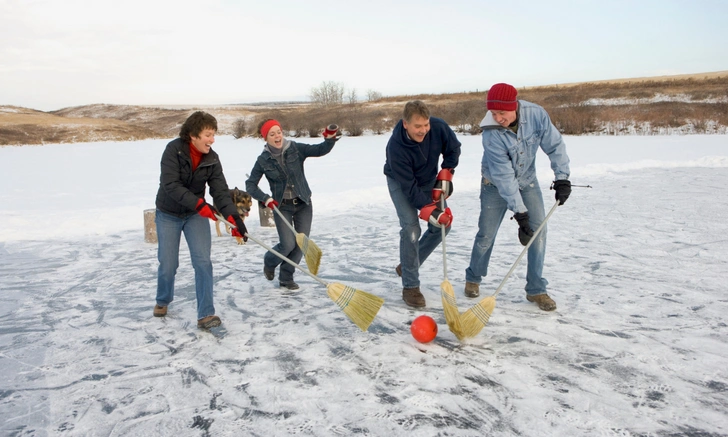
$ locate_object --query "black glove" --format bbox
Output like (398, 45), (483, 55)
(229, 214), (248, 242)
(553, 179), (571, 205)
(513, 212), (533, 246)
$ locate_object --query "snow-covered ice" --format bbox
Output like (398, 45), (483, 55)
(1, 133), (727, 436)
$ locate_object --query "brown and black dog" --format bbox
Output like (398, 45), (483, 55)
(214, 187), (253, 244)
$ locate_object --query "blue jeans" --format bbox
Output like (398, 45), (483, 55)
(155, 210), (215, 320)
(266, 200), (313, 284)
(465, 179), (548, 295)
(387, 176), (450, 288)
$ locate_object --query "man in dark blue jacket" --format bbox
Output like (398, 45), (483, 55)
(383, 100), (461, 307)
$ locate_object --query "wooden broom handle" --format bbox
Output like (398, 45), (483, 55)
(214, 213), (327, 287)
(492, 200), (560, 298)
(272, 204), (299, 235)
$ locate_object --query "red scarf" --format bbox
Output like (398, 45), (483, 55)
(189, 143), (202, 171)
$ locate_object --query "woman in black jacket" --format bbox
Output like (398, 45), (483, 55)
(153, 111), (246, 329)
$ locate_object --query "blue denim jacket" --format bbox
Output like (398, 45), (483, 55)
(246, 138), (336, 205)
(479, 100), (570, 213)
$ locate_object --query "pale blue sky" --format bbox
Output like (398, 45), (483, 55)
(1, 0), (726, 111)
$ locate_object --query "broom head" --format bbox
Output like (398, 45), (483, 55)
(460, 296), (496, 338)
(296, 233), (322, 275)
(441, 280), (465, 341)
(327, 283), (384, 331)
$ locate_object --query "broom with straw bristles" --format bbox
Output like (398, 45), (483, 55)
(215, 214), (384, 331)
(439, 197), (465, 340)
(272, 204), (322, 275)
(247, 232), (383, 331)
(459, 201), (561, 338)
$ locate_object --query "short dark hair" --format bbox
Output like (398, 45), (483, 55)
(179, 111), (218, 142)
(403, 100), (430, 123)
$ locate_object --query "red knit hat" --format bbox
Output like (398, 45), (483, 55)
(260, 119), (281, 139)
(486, 83), (518, 111)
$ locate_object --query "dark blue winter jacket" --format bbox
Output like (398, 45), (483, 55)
(383, 117), (461, 209)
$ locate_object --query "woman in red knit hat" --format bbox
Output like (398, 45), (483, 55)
(464, 83), (572, 311)
(245, 119), (340, 290)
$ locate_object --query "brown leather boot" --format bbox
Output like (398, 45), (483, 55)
(464, 282), (480, 298)
(395, 264), (402, 277)
(527, 293), (557, 311)
(197, 315), (222, 329)
(402, 287), (426, 307)
(153, 305), (167, 317)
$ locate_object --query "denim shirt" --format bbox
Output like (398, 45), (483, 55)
(479, 100), (570, 213)
(245, 138), (336, 205)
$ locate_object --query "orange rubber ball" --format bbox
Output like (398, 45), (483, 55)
(410, 315), (438, 343)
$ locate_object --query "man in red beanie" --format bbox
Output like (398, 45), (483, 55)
(464, 83), (571, 311)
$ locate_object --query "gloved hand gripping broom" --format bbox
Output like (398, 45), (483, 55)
(459, 200), (560, 338)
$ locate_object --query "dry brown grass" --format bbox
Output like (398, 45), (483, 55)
(2, 71), (727, 145)
(0, 106), (160, 145)
(555, 70), (728, 86)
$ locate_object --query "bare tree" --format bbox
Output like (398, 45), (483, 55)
(347, 88), (358, 105)
(232, 118), (248, 139)
(309, 81), (345, 106)
(366, 89), (383, 101)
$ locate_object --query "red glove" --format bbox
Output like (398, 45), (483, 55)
(322, 124), (340, 140)
(432, 168), (454, 202)
(264, 198), (279, 210)
(419, 204), (453, 227)
(228, 214), (248, 242)
(196, 199), (217, 221)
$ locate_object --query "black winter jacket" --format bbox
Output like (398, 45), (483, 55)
(155, 138), (237, 219)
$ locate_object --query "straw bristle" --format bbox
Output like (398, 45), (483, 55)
(440, 280), (465, 340)
(296, 234), (322, 275)
(327, 283), (384, 331)
(460, 296), (496, 338)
